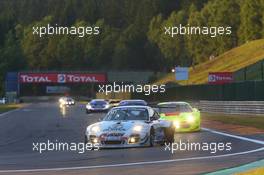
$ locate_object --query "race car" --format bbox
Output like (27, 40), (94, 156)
(118, 99), (147, 106)
(59, 97), (75, 106)
(157, 102), (200, 132)
(108, 99), (121, 108)
(85, 105), (174, 148)
(86, 99), (110, 113)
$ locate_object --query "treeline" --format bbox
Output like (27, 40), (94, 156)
(0, 0), (264, 93)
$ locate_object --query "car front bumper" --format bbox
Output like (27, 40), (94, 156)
(173, 121), (200, 132)
(86, 134), (149, 148)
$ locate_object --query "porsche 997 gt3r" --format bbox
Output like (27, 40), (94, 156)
(157, 102), (201, 132)
(86, 99), (110, 113)
(85, 106), (174, 148)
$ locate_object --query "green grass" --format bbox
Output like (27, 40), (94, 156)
(156, 39), (264, 85)
(0, 104), (21, 114)
(79, 101), (88, 104)
(235, 167), (264, 175)
(202, 113), (264, 130)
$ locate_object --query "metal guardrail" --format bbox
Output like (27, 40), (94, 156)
(197, 101), (264, 115)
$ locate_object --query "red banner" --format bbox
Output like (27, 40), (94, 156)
(19, 73), (106, 83)
(208, 72), (233, 84)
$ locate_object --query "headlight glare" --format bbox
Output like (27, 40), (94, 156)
(187, 115), (195, 123)
(133, 125), (142, 132)
(173, 121), (180, 129)
(91, 126), (100, 133)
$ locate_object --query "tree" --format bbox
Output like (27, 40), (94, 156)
(186, 0), (240, 63)
(238, 0), (262, 44)
(0, 30), (26, 94)
(148, 10), (190, 67)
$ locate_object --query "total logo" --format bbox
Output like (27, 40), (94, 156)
(58, 74), (100, 83)
(20, 75), (52, 83)
(57, 74), (66, 83)
(208, 75), (216, 82)
(19, 73), (105, 83)
(67, 75), (99, 83)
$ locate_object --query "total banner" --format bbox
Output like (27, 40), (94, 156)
(208, 72), (233, 84)
(19, 73), (107, 83)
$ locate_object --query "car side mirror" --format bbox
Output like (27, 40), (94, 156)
(150, 117), (155, 121)
(150, 113), (159, 121)
(193, 108), (200, 112)
(153, 108), (160, 113)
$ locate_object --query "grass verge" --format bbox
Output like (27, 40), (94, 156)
(235, 167), (264, 175)
(202, 113), (264, 130)
(0, 104), (21, 114)
(78, 101), (88, 104)
(156, 39), (264, 85)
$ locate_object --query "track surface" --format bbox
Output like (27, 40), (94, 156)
(0, 102), (263, 175)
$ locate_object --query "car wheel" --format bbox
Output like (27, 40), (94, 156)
(164, 127), (175, 143)
(149, 128), (155, 147)
(86, 109), (90, 114)
(84, 136), (88, 144)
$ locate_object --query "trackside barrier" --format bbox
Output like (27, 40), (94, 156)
(197, 101), (264, 115)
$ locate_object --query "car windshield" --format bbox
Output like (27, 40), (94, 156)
(158, 104), (193, 113)
(91, 100), (107, 105)
(103, 108), (149, 121)
(109, 100), (120, 104)
(119, 100), (146, 106)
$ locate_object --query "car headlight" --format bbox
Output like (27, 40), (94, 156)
(86, 104), (91, 109)
(105, 104), (110, 109)
(187, 115), (195, 123)
(173, 121), (180, 129)
(133, 125), (142, 132)
(91, 126), (100, 133)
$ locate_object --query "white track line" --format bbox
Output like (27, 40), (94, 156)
(0, 108), (20, 117)
(0, 147), (263, 173)
(0, 128), (263, 173)
(202, 128), (264, 145)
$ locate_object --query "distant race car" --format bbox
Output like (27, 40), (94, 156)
(85, 106), (174, 148)
(86, 99), (110, 113)
(157, 102), (201, 132)
(59, 97), (75, 106)
(118, 99), (147, 106)
(108, 99), (121, 108)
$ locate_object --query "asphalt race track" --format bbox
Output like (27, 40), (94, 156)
(0, 103), (263, 175)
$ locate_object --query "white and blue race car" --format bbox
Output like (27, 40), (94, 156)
(85, 105), (175, 148)
(86, 99), (110, 113)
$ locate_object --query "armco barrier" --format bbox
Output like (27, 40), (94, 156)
(197, 100), (264, 115)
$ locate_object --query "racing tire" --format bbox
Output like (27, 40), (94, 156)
(164, 127), (175, 144)
(149, 128), (155, 147)
(84, 136), (88, 144)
